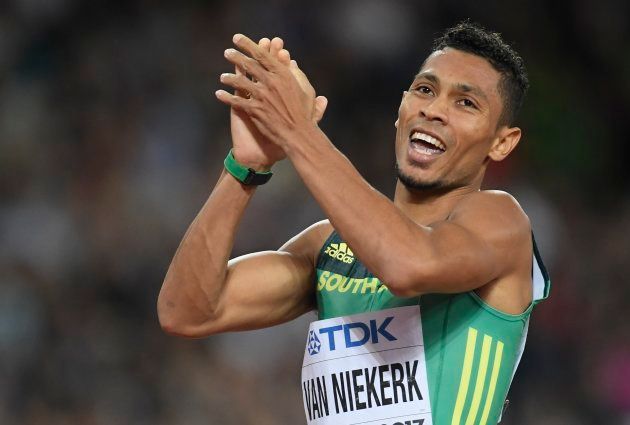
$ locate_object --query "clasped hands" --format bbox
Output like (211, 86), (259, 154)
(216, 34), (327, 170)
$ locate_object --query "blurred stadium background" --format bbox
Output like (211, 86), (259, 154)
(1, 0), (629, 424)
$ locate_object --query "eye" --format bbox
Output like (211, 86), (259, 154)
(413, 85), (434, 96)
(457, 98), (477, 109)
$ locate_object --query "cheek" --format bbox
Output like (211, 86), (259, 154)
(455, 118), (493, 153)
(398, 91), (425, 117)
(395, 99), (411, 144)
(449, 129), (495, 174)
(397, 97), (411, 118)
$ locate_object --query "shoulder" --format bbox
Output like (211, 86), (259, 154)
(448, 190), (531, 258)
(279, 219), (334, 264)
(450, 190), (530, 232)
(300, 219), (334, 246)
(452, 189), (526, 214)
(452, 192), (534, 313)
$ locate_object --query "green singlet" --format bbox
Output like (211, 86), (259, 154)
(314, 231), (550, 425)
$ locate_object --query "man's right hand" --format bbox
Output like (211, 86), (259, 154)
(229, 37), (327, 171)
(159, 38), (331, 338)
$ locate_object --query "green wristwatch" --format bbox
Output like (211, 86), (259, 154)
(224, 150), (273, 185)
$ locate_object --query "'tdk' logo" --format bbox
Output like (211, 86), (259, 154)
(307, 317), (397, 356)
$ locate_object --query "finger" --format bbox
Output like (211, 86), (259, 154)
(234, 64), (248, 97)
(259, 37), (271, 53)
(215, 89), (258, 112)
(224, 48), (266, 81)
(254, 38), (271, 86)
(289, 59), (315, 95)
(290, 60), (312, 85)
(220, 73), (258, 97)
(270, 37), (284, 58)
(232, 33), (278, 71)
(314, 96), (328, 123)
(254, 38), (271, 84)
(278, 49), (291, 66)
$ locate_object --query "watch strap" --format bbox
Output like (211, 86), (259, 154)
(224, 150), (273, 185)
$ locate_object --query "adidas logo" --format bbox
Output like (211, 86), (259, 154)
(324, 242), (355, 264)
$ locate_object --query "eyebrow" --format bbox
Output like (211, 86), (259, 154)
(413, 72), (488, 102)
(414, 71), (439, 85)
(455, 82), (488, 101)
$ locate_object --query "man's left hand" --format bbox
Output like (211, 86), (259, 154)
(216, 34), (327, 149)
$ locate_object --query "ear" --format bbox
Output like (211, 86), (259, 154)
(488, 126), (521, 162)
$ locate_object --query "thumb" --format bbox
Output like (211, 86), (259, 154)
(289, 60), (315, 96)
(314, 96), (328, 123)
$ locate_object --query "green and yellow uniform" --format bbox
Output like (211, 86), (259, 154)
(314, 231), (550, 425)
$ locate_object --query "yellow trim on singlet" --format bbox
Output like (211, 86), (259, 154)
(451, 327), (478, 425)
(479, 341), (504, 425)
(465, 334), (493, 425)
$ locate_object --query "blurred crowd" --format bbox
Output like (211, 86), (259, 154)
(1, 0), (629, 424)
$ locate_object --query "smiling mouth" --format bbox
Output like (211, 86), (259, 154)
(409, 131), (446, 156)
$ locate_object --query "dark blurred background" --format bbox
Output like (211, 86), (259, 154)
(1, 0), (629, 424)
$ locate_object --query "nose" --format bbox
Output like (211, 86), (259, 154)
(420, 96), (448, 125)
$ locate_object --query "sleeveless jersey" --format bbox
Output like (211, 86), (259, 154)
(314, 231), (550, 425)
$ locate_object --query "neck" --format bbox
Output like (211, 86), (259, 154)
(393, 179), (481, 225)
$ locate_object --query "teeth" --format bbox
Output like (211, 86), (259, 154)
(411, 131), (446, 151)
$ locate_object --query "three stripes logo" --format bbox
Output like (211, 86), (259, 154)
(451, 327), (505, 425)
(324, 242), (355, 264)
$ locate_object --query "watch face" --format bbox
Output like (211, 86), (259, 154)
(243, 170), (256, 185)
(244, 170), (272, 185)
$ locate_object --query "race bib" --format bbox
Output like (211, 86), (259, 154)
(301, 306), (433, 425)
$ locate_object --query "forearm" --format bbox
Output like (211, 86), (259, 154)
(158, 169), (256, 333)
(284, 126), (430, 287)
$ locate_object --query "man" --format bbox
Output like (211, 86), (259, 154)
(158, 22), (550, 425)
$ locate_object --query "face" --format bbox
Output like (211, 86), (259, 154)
(395, 47), (514, 191)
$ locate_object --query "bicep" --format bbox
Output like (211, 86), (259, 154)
(207, 220), (330, 333)
(392, 193), (530, 296)
(214, 250), (315, 331)
(413, 221), (504, 293)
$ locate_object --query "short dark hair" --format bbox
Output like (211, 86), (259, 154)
(431, 21), (529, 126)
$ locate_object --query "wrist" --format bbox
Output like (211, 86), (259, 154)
(224, 149), (273, 186)
(231, 149), (273, 172)
(282, 124), (324, 158)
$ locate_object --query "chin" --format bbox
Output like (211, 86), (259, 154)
(395, 163), (444, 191)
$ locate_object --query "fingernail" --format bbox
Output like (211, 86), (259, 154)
(220, 73), (228, 80)
(224, 49), (234, 57)
(233, 34), (242, 43)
